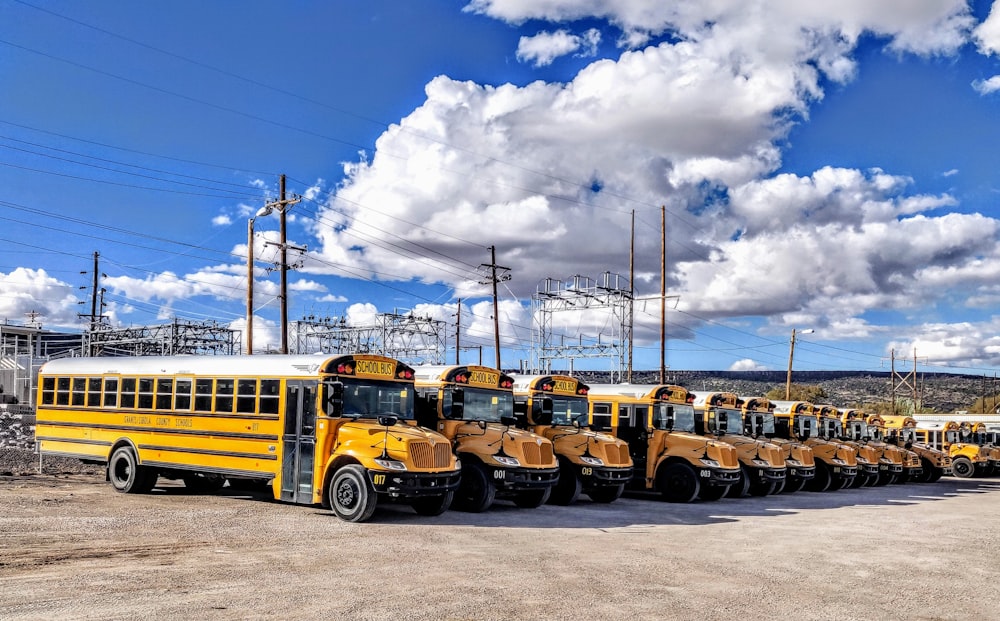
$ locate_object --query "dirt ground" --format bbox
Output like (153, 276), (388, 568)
(2, 451), (998, 621)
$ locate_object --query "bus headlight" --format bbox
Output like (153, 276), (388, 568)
(832, 458), (845, 465)
(751, 459), (770, 467)
(493, 455), (521, 467)
(699, 458), (719, 468)
(579, 456), (605, 466)
(785, 459), (800, 466)
(374, 458), (408, 471)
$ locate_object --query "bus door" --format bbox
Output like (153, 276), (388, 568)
(280, 380), (317, 503)
(618, 404), (649, 463)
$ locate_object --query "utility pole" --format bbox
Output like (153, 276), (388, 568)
(479, 246), (510, 370)
(261, 174), (301, 355)
(660, 205), (666, 384)
(785, 328), (798, 401)
(628, 209), (634, 384)
(455, 298), (461, 365)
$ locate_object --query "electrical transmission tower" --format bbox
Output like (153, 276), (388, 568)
(290, 310), (446, 364)
(530, 272), (632, 381)
(86, 318), (239, 357)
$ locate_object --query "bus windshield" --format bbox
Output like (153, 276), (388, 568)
(745, 412), (776, 436)
(845, 421), (865, 441)
(447, 387), (514, 423)
(713, 408), (743, 434)
(335, 379), (414, 420)
(654, 403), (696, 432)
(867, 425), (883, 441)
(549, 396), (590, 426)
(796, 415), (817, 440)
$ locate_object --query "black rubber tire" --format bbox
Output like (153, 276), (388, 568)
(182, 472), (227, 493)
(698, 483), (729, 501)
(548, 462), (582, 506)
(807, 461), (832, 492)
(587, 484), (625, 504)
(915, 458), (935, 483)
(927, 467), (944, 483)
(411, 491), (454, 516)
(108, 446), (156, 494)
(951, 456), (975, 479)
(781, 477), (807, 494)
(727, 465), (751, 498)
(772, 479), (786, 495)
(656, 462), (700, 503)
(750, 480), (779, 497)
(452, 462), (496, 513)
(513, 487), (551, 508)
(848, 472), (866, 488)
(328, 465), (378, 522)
(875, 471), (894, 486)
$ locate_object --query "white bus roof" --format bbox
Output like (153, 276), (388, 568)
(39, 354), (357, 378)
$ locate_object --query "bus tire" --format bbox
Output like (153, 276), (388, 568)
(453, 462), (495, 513)
(781, 477), (807, 494)
(698, 483), (729, 501)
(916, 458), (935, 483)
(549, 463), (582, 506)
(108, 446), (156, 494)
(513, 487), (551, 508)
(328, 465), (378, 522)
(750, 479), (778, 496)
(587, 484), (625, 504)
(927, 467), (944, 483)
(182, 472), (227, 493)
(656, 462), (700, 503)
(951, 457), (975, 478)
(876, 471), (893, 486)
(411, 491), (454, 517)
(727, 465), (751, 498)
(807, 462), (832, 492)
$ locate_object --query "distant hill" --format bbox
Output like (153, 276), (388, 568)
(545, 370), (995, 414)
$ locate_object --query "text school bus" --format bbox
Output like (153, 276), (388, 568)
(35, 354), (461, 522)
(413, 365), (560, 512)
(510, 374), (633, 505)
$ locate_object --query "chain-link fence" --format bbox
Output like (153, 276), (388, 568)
(0, 404), (35, 450)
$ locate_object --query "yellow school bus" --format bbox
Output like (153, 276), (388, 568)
(34, 354), (461, 522)
(814, 404), (881, 487)
(838, 408), (905, 486)
(740, 396), (815, 493)
(865, 413), (922, 482)
(413, 365), (559, 512)
(771, 401), (858, 491)
(915, 420), (990, 478)
(690, 391), (787, 497)
(881, 416), (952, 482)
(510, 374), (632, 504)
(587, 384), (741, 503)
(961, 422), (1000, 475)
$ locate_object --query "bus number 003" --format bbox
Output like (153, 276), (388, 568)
(372, 474), (387, 485)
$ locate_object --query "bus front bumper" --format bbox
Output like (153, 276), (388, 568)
(368, 470), (462, 498)
(489, 465), (560, 492)
(787, 465), (815, 481)
(581, 465), (633, 488)
(702, 467), (741, 487)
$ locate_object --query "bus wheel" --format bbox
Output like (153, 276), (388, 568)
(727, 466), (751, 498)
(656, 463), (700, 503)
(453, 463), (495, 513)
(587, 484), (625, 504)
(781, 477), (807, 494)
(108, 446), (156, 494)
(513, 487), (551, 508)
(916, 459), (935, 483)
(549, 464), (582, 506)
(951, 457), (975, 478)
(328, 465), (378, 522)
(807, 462), (831, 492)
(697, 484), (729, 501)
(927, 467), (944, 483)
(182, 473), (226, 493)
(749, 479), (778, 497)
(875, 471), (893, 486)
(411, 491), (454, 517)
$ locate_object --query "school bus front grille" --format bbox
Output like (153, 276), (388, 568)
(518, 440), (554, 466)
(601, 443), (630, 466)
(408, 441), (452, 469)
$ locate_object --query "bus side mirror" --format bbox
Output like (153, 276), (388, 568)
(324, 381), (344, 417)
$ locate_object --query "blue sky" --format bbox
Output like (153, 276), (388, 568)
(3, 0), (1000, 375)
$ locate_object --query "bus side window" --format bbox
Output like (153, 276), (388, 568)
(120, 378), (137, 409)
(71, 378), (86, 406)
(156, 378), (173, 410)
(103, 378), (119, 408)
(138, 378), (154, 409)
(236, 379), (257, 414)
(175, 379), (192, 411)
(194, 379), (213, 411)
(215, 379), (235, 413)
(591, 402), (612, 431)
(86, 378), (102, 407)
(56, 377), (70, 406)
(259, 380), (280, 414)
(41, 376), (55, 406)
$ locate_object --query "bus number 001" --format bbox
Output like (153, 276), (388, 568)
(373, 474), (387, 485)
(493, 470), (505, 480)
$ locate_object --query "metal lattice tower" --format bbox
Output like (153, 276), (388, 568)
(86, 318), (239, 356)
(530, 272), (632, 381)
(290, 310), (446, 365)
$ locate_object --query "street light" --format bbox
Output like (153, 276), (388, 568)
(246, 205), (273, 355)
(785, 328), (814, 400)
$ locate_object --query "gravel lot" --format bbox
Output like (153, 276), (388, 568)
(2, 448), (998, 620)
